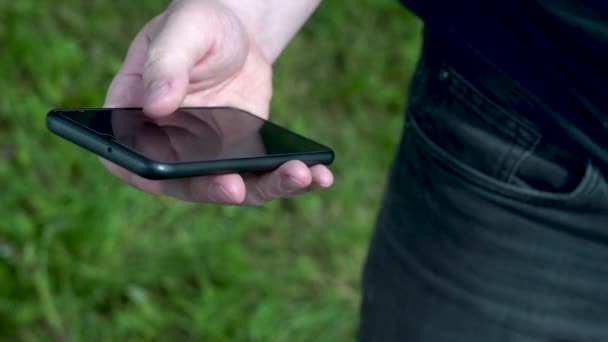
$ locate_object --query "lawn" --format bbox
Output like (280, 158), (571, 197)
(0, 0), (421, 340)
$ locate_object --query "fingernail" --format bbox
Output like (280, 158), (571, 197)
(145, 80), (169, 103)
(209, 183), (231, 203)
(280, 176), (304, 192)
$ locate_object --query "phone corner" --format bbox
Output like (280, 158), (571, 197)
(324, 149), (336, 165)
(137, 161), (175, 180)
(46, 108), (58, 115)
(45, 112), (61, 132)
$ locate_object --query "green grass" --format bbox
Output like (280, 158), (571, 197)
(0, 1), (421, 340)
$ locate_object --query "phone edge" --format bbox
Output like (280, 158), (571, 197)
(46, 109), (335, 180)
(46, 110), (157, 177)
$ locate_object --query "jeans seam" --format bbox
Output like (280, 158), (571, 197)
(437, 64), (542, 182)
(506, 132), (543, 184)
(491, 132), (519, 182)
(440, 64), (540, 146)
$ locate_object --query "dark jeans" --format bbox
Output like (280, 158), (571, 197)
(359, 32), (608, 341)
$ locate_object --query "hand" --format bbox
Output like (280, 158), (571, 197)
(103, 0), (333, 205)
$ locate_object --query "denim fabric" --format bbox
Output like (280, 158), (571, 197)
(399, 0), (608, 169)
(358, 30), (608, 341)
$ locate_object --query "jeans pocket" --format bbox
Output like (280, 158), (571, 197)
(409, 108), (600, 207)
(406, 62), (600, 207)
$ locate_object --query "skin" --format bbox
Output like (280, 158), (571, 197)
(103, 0), (333, 206)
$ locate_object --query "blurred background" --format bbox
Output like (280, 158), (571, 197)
(0, 0), (421, 340)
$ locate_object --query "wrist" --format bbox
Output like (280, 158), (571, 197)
(213, 0), (321, 63)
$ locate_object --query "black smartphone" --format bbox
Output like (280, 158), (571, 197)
(46, 107), (334, 180)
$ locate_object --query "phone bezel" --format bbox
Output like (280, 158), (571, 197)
(46, 107), (334, 180)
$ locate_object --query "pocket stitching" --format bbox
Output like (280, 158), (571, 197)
(409, 109), (598, 206)
(439, 65), (540, 145)
(436, 65), (546, 183)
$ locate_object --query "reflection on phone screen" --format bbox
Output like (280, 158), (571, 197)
(58, 107), (327, 163)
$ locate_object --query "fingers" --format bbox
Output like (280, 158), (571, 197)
(102, 157), (333, 206)
(308, 164), (334, 190)
(148, 161), (334, 206)
(141, 50), (191, 117)
(104, 16), (162, 108)
(242, 160), (313, 206)
(104, 73), (145, 108)
(162, 173), (246, 204)
(154, 161), (314, 206)
(103, 156), (247, 204)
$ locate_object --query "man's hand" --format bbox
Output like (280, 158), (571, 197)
(103, 0), (333, 205)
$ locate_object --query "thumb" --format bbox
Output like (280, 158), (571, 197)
(142, 2), (249, 118)
(142, 50), (193, 117)
(142, 4), (214, 117)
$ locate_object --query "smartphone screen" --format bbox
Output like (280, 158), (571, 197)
(53, 107), (330, 163)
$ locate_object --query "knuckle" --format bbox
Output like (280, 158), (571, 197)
(143, 48), (170, 71)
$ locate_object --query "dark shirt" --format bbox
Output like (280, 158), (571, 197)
(400, 0), (608, 165)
